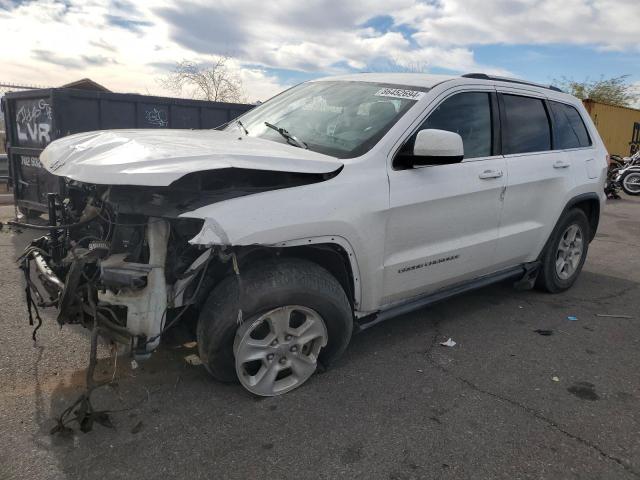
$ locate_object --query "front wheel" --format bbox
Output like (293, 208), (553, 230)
(621, 171), (640, 195)
(536, 209), (590, 293)
(197, 258), (353, 396)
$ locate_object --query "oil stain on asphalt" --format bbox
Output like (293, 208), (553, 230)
(567, 382), (599, 401)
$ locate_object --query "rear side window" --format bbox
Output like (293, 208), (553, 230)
(550, 101), (592, 149)
(421, 92), (492, 159)
(502, 95), (551, 154)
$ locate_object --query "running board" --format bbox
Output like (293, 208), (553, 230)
(355, 266), (525, 332)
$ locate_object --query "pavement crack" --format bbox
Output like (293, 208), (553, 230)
(423, 318), (441, 356)
(426, 356), (640, 478)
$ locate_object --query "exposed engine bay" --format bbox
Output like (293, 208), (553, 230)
(18, 167), (333, 355)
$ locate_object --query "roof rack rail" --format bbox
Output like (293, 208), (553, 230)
(461, 73), (563, 93)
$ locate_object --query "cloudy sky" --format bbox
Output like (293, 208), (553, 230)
(1, 0), (639, 102)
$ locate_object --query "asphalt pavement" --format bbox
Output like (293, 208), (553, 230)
(1, 196), (639, 480)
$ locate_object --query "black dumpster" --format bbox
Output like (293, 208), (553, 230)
(0, 154), (8, 182)
(1, 88), (253, 215)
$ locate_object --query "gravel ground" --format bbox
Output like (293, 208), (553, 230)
(0, 195), (639, 480)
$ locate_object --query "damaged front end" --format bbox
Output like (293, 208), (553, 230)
(18, 181), (219, 355)
(18, 164), (335, 355)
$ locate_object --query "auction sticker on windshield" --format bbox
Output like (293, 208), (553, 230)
(374, 88), (425, 101)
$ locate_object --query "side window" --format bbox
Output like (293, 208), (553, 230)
(550, 101), (592, 149)
(502, 94), (551, 154)
(420, 92), (492, 159)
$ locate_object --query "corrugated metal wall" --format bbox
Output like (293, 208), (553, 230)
(583, 99), (640, 156)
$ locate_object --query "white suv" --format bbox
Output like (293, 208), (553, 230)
(25, 73), (607, 396)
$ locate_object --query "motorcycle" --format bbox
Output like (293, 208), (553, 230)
(613, 151), (640, 196)
(605, 160), (622, 199)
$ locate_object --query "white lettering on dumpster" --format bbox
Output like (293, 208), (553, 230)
(16, 99), (52, 145)
(20, 155), (42, 168)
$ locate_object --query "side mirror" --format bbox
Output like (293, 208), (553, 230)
(410, 129), (464, 167)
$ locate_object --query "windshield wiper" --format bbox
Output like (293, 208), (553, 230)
(236, 119), (249, 135)
(264, 122), (308, 149)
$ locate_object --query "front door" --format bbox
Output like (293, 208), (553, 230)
(383, 90), (506, 305)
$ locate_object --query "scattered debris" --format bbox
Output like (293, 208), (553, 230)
(130, 359), (139, 370)
(596, 314), (633, 319)
(51, 327), (118, 435)
(131, 421), (144, 434)
(183, 341), (197, 348)
(534, 329), (554, 336)
(552, 376), (560, 382)
(184, 354), (203, 366)
(440, 338), (456, 347)
(567, 316), (578, 321)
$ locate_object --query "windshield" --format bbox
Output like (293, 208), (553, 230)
(225, 81), (428, 158)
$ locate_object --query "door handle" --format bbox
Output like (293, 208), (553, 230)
(553, 161), (571, 169)
(479, 169), (503, 179)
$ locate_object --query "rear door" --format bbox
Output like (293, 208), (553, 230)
(494, 91), (575, 267)
(548, 100), (598, 181)
(383, 89), (507, 304)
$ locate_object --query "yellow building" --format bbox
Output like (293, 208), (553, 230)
(582, 99), (640, 157)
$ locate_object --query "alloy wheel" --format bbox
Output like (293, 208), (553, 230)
(555, 224), (584, 280)
(234, 305), (328, 396)
(623, 172), (640, 194)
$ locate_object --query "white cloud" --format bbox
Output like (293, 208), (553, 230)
(0, 0), (638, 101)
(395, 0), (639, 50)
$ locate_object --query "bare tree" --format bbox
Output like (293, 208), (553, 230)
(159, 56), (245, 103)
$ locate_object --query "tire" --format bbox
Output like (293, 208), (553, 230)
(536, 208), (590, 293)
(621, 171), (640, 196)
(197, 257), (353, 394)
(609, 158), (625, 169)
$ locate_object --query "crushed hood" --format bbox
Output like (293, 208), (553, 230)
(40, 129), (343, 186)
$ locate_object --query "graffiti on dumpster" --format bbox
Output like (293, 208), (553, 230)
(144, 107), (168, 127)
(15, 99), (53, 148)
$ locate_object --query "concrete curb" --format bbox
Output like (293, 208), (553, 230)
(0, 193), (14, 205)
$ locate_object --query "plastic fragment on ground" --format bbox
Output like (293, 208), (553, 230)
(184, 354), (203, 366)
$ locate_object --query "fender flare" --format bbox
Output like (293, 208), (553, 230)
(176, 235), (363, 311)
(270, 235), (363, 310)
(540, 192), (601, 258)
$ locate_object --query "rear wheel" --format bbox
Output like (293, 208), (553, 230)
(197, 258), (353, 396)
(621, 172), (640, 195)
(536, 209), (590, 293)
